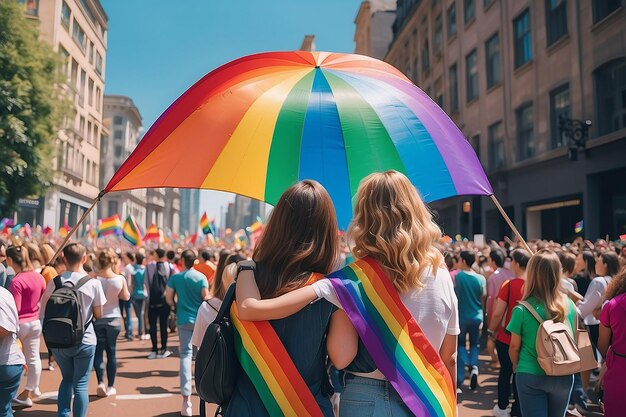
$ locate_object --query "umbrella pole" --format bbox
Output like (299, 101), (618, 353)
(489, 195), (533, 255)
(48, 190), (107, 266)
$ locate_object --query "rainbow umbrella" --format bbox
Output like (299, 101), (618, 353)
(105, 51), (492, 229)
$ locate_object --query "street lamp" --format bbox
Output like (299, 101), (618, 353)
(558, 115), (592, 161)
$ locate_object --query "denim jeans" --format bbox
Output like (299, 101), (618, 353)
(52, 343), (96, 417)
(132, 298), (146, 336)
(458, 318), (482, 385)
(516, 372), (574, 417)
(17, 319), (42, 391)
(94, 318), (121, 386)
(178, 323), (194, 396)
(339, 374), (412, 417)
(0, 364), (23, 417)
(119, 299), (132, 338)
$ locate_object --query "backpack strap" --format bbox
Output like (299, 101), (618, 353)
(53, 275), (63, 290)
(73, 275), (92, 291)
(518, 300), (545, 324)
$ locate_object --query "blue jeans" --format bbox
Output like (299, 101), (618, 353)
(52, 344), (96, 417)
(0, 365), (23, 417)
(132, 298), (146, 335)
(339, 374), (412, 417)
(516, 372), (574, 417)
(119, 299), (132, 338)
(94, 318), (121, 386)
(178, 323), (194, 396)
(458, 318), (482, 385)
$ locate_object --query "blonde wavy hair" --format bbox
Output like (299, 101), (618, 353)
(347, 170), (443, 293)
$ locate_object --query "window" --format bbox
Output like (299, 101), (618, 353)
(449, 64), (459, 113)
(488, 122), (505, 170)
(19, 0), (39, 16)
(550, 84), (570, 149)
(114, 116), (123, 125)
(79, 116), (85, 137)
(486, 33), (500, 88)
(594, 58), (626, 136)
(95, 52), (103, 76)
(466, 49), (478, 102)
(70, 59), (78, 88)
(592, 0), (622, 24)
(447, 3), (457, 39)
(484, 0), (495, 8)
(87, 121), (92, 143)
(514, 9), (532, 68)
(95, 87), (101, 112)
(434, 15), (442, 52)
(61, 1), (71, 29)
(59, 47), (70, 81)
(546, 0), (568, 46)
(108, 201), (119, 216)
(78, 69), (86, 107)
(72, 19), (86, 52)
(88, 78), (94, 107)
(516, 104), (535, 160)
(114, 130), (123, 140)
(89, 41), (94, 65)
(421, 40), (430, 72)
(114, 145), (122, 158)
(464, 0), (475, 24)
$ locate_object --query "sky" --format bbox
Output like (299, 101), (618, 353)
(101, 0), (362, 225)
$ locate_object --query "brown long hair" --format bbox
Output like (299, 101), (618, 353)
(347, 171), (443, 293)
(254, 180), (339, 298)
(605, 266), (626, 301)
(523, 249), (569, 322)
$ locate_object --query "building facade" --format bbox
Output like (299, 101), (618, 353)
(16, 0), (107, 236)
(224, 195), (266, 232)
(179, 189), (200, 235)
(382, 0), (626, 241)
(99, 95), (147, 227)
(354, 0), (397, 60)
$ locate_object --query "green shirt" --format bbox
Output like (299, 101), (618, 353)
(506, 296), (577, 375)
(167, 269), (208, 325)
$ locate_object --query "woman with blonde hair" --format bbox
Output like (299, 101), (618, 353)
(507, 249), (577, 417)
(93, 249), (130, 397)
(237, 171), (459, 417)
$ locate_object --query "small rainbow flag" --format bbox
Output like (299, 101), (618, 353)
(98, 215), (122, 237)
(575, 220), (584, 233)
(199, 212), (211, 235)
(122, 216), (142, 246)
(327, 258), (456, 417)
(143, 223), (160, 242)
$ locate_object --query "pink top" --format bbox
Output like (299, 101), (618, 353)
(9, 270), (46, 324)
(486, 267), (515, 316)
(600, 293), (626, 356)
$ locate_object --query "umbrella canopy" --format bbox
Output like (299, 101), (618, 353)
(105, 51), (492, 229)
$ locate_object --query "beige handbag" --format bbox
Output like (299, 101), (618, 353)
(575, 320), (598, 373)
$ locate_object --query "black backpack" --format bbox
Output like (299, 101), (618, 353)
(195, 282), (240, 413)
(149, 262), (170, 307)
(42, 275), (92, 349)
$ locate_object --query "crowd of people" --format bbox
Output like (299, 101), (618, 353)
(0, 171), (625, 417)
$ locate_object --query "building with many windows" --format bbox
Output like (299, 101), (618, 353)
(179, 189), (200, 236)
(382, 0), (626, 241)
(354, 0), (397, 60)
(16, 0), (107, 235)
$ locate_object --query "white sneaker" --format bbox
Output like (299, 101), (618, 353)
(48, 363), (55, 371)
(97, 383), (108, 398)
(158, 350), (172, 359)
(12, 397), (33, 408)
(147, 352), (158, 360)
(106, 387), (117, 396)
(470, 366), (479, 390)
(492, 405), (510, 417)
(32, 388), (42, 398)
(181, 400), (193, 417)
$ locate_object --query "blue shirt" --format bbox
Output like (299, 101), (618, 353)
(167, 269), (208, 325)
(454, 270), (486, 323)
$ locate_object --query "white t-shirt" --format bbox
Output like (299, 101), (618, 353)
(124, 264), (134, 286)
(312, 266), (460, 352)
(0, 286), (25, 366)
(97, 275), (125, 318)
(192, 297), (222, 348)
(578, 276), (612, 326)
(40, 271), (106, 346)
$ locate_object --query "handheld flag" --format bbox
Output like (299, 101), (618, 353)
(144, 224), (160, 242)
(122, 216), (142, 246)
(199, 212), (211, 235)
(98, 215), (122, 237)
(574, 220), (584, 234)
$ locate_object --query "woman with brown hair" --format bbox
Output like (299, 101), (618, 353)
(225, 180), (341, 417)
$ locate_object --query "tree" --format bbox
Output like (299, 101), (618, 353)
(0, 0), (66, 214)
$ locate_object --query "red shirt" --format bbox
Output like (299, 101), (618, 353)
(496, 278), (525, 345)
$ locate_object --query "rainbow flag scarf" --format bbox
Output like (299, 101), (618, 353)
(230, 303), (323, 417)
(327, 257), (456, 417)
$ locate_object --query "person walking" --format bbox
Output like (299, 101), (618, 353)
(120, 252), (135, 341)
(455, 250), (486, 392)
(145, 248), (174, 359)
(486, 249), (516, 365)
(40, 243), (106, 417)
(193, 250), (216, 286)
(598, 266), (626, 417)
(487, 249), (530, 417)
(165, 250), (209, 416)
(94, 249), (130, 397)
(130, 253), (148, 340)
(0, 285), (25, 417)
(6, 245), (46, 408)
(507, 249), (577, 417)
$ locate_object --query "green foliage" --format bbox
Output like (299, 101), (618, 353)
(0, 0), (67, 214)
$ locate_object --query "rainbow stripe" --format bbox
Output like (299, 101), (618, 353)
(199, 212), (211, 235)
(231, 303), (323, 417)
(105, 51), (492, 229)
(98, 215), (122, 237)
(327, 258), (456, 417)
(122, 216), (142, 246)
(143, 223), (160, 242)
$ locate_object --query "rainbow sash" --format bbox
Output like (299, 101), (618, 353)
(231, 302), (323, 417)
(327, 257), (457, 417)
